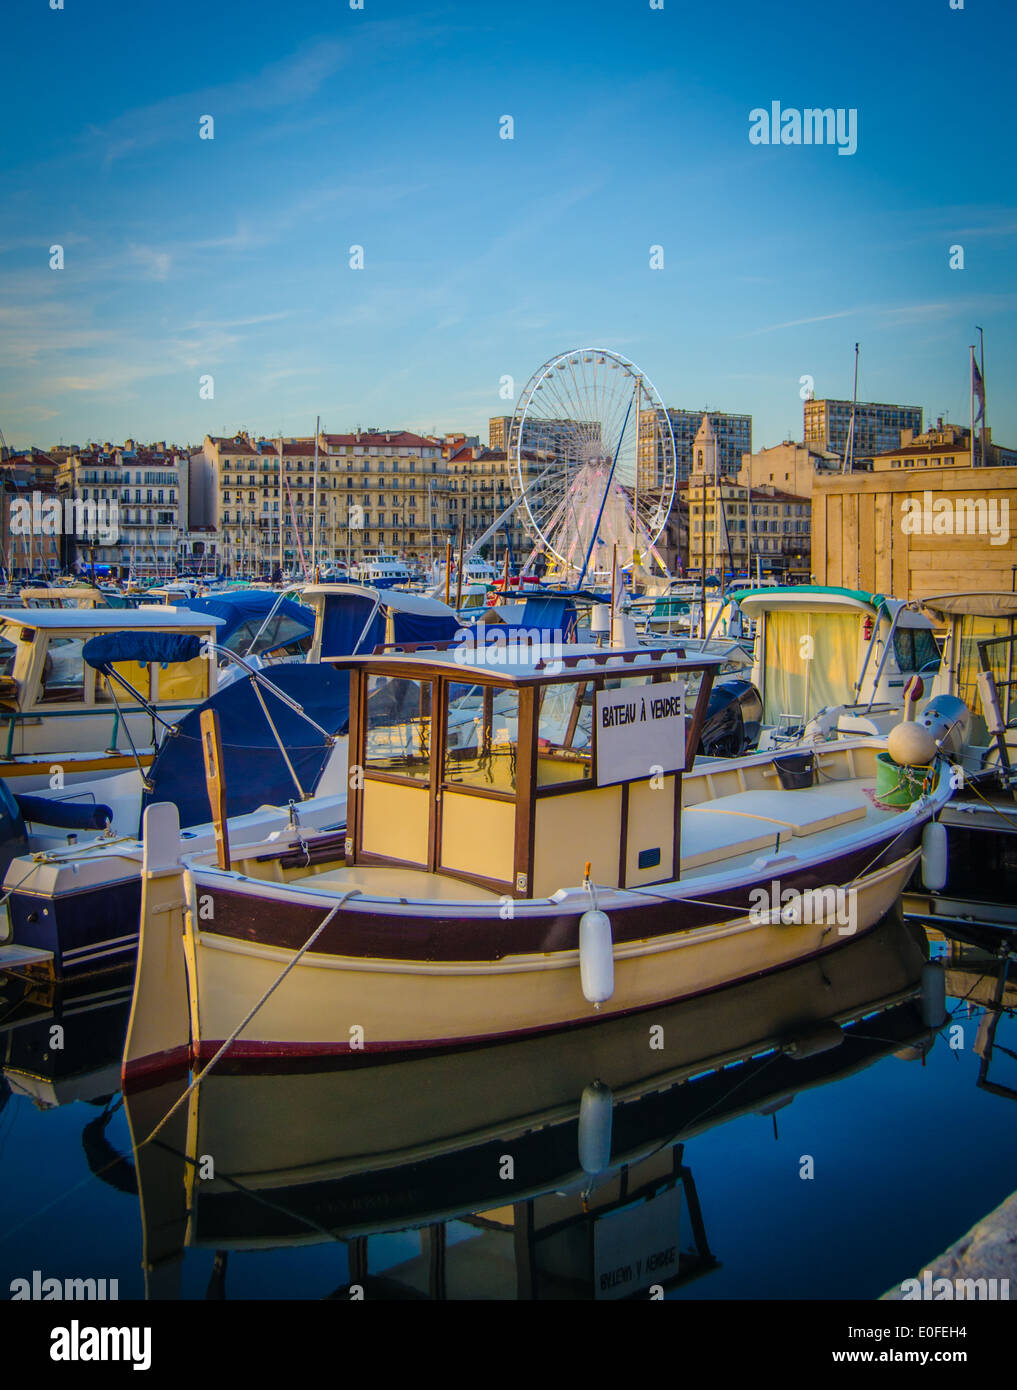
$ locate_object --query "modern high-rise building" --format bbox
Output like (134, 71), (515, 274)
(803, 398), (923, 463)
(637, 409), (752, 487)
(489, 416), (599, 460)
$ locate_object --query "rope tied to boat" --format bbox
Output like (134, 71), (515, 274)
(140, 887), (361, 1149)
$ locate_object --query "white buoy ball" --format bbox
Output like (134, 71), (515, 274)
(888, 721), (937, 767)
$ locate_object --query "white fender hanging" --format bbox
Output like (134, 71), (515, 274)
(580, 862), (614, 1005)
(921, 821), (948, 893)
(578, 1080), (614, 1175)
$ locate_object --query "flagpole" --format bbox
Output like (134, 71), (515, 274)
(977, 325), (987, 463)
(969, 345), (976, 468)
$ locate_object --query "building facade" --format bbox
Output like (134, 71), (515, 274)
(803, 398), (923, 464)
(206, 430), (454, 576)
(736, 441), (843, 499)
(638, 408), (752, 488)
(872, 420), (1017, 472)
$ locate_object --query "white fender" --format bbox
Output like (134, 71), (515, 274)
(578, 1080), (613, 1175)
(579, 908), (614, 1004)
(921, 821), (948, 892)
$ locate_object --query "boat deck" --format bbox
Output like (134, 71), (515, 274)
(280, 772), (911, 903)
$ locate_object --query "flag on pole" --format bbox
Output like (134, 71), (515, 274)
(972, 356), (986, 425)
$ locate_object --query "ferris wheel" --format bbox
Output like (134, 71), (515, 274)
(508, 349), (676, 581)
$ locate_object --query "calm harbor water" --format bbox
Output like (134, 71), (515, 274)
(1, 916), (1014, 1301)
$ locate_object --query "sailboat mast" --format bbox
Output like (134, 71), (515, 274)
(311, 415), (320, 575)
(844, 342), (859, 473)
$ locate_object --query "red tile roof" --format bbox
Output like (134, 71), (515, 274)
(323, 431), (435, 449)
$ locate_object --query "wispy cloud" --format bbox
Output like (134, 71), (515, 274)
(129, 245), (172, 281)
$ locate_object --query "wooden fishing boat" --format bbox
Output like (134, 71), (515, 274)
(123, 636), (957, 1082)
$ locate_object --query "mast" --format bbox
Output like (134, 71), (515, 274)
(633, 381), (640, 571)
(977, 325), (987, 465)
(844, 342), (859, 473)
(277, 437), (284, 576)
(311, 415), (320, 575)
(700, 464), (706, 639)
(970, 344), (977, 468)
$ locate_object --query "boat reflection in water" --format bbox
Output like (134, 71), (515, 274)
(121, 911), (944, 1300)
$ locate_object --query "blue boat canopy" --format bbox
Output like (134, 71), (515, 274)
(141, 662), (350, 833)
(311, 586), (459, 659)
(180, 591), (314, 655)
(82, 632), (204, 670)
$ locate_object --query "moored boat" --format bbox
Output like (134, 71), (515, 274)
(122, 637), (958, 1082)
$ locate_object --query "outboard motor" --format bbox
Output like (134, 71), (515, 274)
(888, 690), (970, 768)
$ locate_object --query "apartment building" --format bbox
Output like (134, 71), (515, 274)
(686, 477), (811, 579)
(206, 429), (453, 575)
(638, 408), (752, 487)
(872, 419), (1017, 472)
(804, 398), (923, 464)
(736, 441), (843, 499)
(1, 449), (63, 577)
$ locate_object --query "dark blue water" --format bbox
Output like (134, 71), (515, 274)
(1, 927), (1014, 1301)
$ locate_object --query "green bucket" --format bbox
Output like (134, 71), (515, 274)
(875, 750), (930, 806)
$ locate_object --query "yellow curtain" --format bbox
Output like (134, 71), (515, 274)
(763, 611), (859, 726)
(807, 614), (860, 719)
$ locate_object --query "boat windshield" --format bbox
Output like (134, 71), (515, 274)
(536, 672), (687, 787)
(364, 675), (432, 781)
(892, 627), (941, 677)
(444, 682), (519, 792)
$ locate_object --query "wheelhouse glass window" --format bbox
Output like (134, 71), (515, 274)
(892, 627), (941, 677)
(365, 676), (432, 781)
(444, 682), (519, 793)
(39, 637), (85, 703)
(537, 679), (592, 785)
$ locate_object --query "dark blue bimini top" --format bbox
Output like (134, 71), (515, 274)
(140, 662), (349, 833)
(182, 591), (314, 655)
(82, 632), (204, 669)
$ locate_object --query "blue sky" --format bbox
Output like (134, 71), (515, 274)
(3, 0), (1015, 452)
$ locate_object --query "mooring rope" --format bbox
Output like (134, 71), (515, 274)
(140, 888), (361, 1148)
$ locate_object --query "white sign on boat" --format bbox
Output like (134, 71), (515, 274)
(594, 685), (685, 787)
(592, 1186), (683, 1299)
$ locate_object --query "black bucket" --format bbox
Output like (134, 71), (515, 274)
(773, 751), (815, 790)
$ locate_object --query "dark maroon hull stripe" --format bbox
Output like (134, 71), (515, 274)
(122, 1044), (191, 1091)
(193, 825), (923, 964)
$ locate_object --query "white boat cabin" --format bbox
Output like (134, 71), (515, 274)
(735, 585), (941, 743)
(330, 642), (723, 899)
(0, 608), (223, 785)
(19, 587), (109, 610)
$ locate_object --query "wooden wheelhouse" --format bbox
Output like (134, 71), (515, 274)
(331, 643), (722, 898)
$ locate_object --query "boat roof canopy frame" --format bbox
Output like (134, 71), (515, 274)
(329, 642), (725, 691)
(921, 592), (1017, 620)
